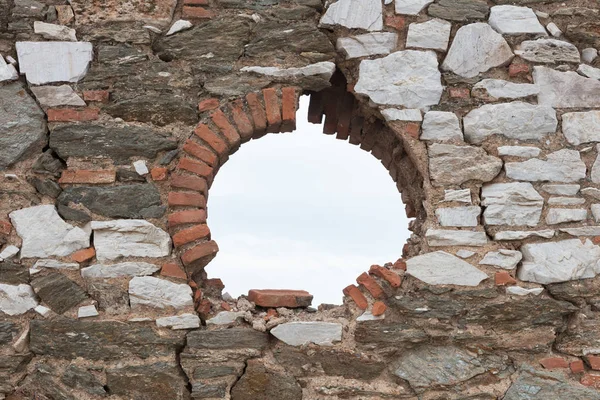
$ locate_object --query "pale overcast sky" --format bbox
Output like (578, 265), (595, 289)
(205, 96), (410, 305)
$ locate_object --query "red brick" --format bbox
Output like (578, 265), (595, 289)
(184, 0), (208, 5)
(171, 173), (208, 194)
(47, 107), (99, 122)
(372, 301), (387, 316)
(230, 100), (254, 141)
(194, 124), (229, 155)
(196, 298), (212, 317)
(248, 289), (313, 308)
(168, 209), (207, 227)
(59, 169), (116, 184)
(262, 88), (281, 133)
(405, 123), (420, 139)
(393, 259), (407, 271)
(161, 262), (188, 280)
(495, 271), (517, 286)
(168, 191), (206, 207)
(343, 284), (368, 310)
(593, 236), (600, 245)
(385, 15), (405, 30)
(581, 374), (600, 388)
(571, 360), (586, 373)
(71, 247), (95, 263)
(181, 240), (219, 266)
(199, 98), (220, 111)
(211, 109), (241, 147)
(540, 357), (569, 369)
(178, 157), (213, 178)
(356, 272), (385, 299)
(588, 355), (600, 371)
(83, 90), (110, 103)
(151, 167), (168, 181)
(280, 87), (297, 132)
(246, 92), (268, 137)
(0, 220), (12, 236)
(221, 301), (232, 311)
(509, 63), (530, 77)
(448, 87), (470, 99)
(183, 139), (218, 166)
(369, 265), (402, 288)
(182, 5), (214, 19)
(173, 224), (211, 247)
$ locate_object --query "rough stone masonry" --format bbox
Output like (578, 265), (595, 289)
(1, 0), (600, 398)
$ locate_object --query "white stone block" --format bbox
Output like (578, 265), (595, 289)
(81, 262), (160, 278)
(320, 0), (383, 31)
(337, 32), (397, 59)
(156, 313), (201, 329)
(421, 111), (463, 142)
(91, 220), (171, 261)
(406, 19), (451, 52)
(270, 322), (342, 346)
(406, 251), (488, 286)
(0, 284), (38, 316)
(488, 5), (546, 35)
(78, 305), (99, 318)
(129, 276), (193, 309)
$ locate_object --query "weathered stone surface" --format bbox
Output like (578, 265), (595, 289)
(428, 144), (502, 185)
(30, 85), (85, 108)
(156, 314), (201, 330)
(421, 111), (463, 141)
(33, 259), (79, 271)
(435, 206), (480, 227)
(515, 38), (580, 63)
(488, 5), (546, 35)
(231, 360), (302, 400)
(463, 102), (557, 144)
(444, 189), (471, 203)
(87, 281), (130, 315)
(546, 209), (587, 224)
(248, 289), (313, 308)
(30, 319), (185, 360)
(319, 0), (382, 31)
(442, 23), (513, 78)
(0, 54), (18, 82)
(472, 79), (539, 101)
(0, 322), (16, 345)
(81, 262), (160, 278)
(583, 48), (599, 63)
(206, 311), (247, 325)
(33, 21), (77, 41)
(381, 108), (422, 122)
(0, 82), (47, 170)
(166, 20), (192, 36)
(406, 19), (451, 52)
(0, 283), (38, 315)
(129, 276), (193, 309)
(494, 230), (555, 240)
(187, 328), (269, 350)
(504, 366), (600, 399)
(427, 0), (489, 21)
(498, 146), (541, 158)
(30, 273), (87, 314)
(393, 346), (486, 393)
(518, 239), (600, 284)
(395, 0), (433, 15)
(10, 205), (90, 258)
(506, 286), (544, 296)
(104, 95), (197, 127)
(336, 33), (397, 59)
(271, 322), (343, 346)
(70, 0), (177, 27)
(543, 184), (580, 196)
(534, 66), (600, 108)
(92, 219), (170, 261)
(354, 50), (443, 109)
(548, 197), (585, 206)
(481, 182), (544, 226)
(107, 362), (189, 400)
(0, 261), (28, 285)
(78, 304), (99, 318)
(505, 149), (586, 183)
(426, 229), (488, 247)
(567, 21), (600, 48)
(479, 250), (522, 269)
(50, 124), (177, 163)
(406, 251), (488, 285)
(578, 63), (600, 80)
(62, 365), (107, 397)
(241, 62), (335, 90)
(16, 41), (93, 84)
(562, 111), (600, 146)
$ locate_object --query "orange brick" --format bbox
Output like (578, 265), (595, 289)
(393, 259), (407, 271)
(71, 247), (96, 263)
(357, 272), (385, 299)
(59, 169), (116, 184)
(168, 209), (207, 227)
(248, 289), (313, 308)
(581, 374), (600, 388)
(182, 5), (214, 19)
(160, 262), (188, 280)
(183, 139), (218, 166)
(151, 167), (168, 181)
(178, 157), (213, 178)
(588, 355), (600, 370)
(246, 92), (268, 137)
(540, 357), (569, 369)
(173, 224), (211, 247)
(405, 123), (420, 139)
(211, 109), (241, 147)
(199, 98), (220, 112)
(47, 107), (99, 122)
(369, 265), (402, 288)
(181, 240), (219, 266)
(0, 220), (12, 235)
(372, 301), (387, 316)
(280, 87), (297, 133)
(571, 360), (585, 373)
(449, 87), (470, 99)
(171, 173), (208, 193)
(168, 192), (206, 207)
(230, 100), (254, 141)
(343, 284), (368, 310)
(262, 88), (281, 133)
(495, 271), (517, 286)
(194, 124), (229, 155)
(83, 90), (110, 103)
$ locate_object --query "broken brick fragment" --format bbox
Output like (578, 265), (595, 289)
(160, 263), (187, 280)
(372, 301), (387, 316)
(540, 357), (569, 369)
(571, 360), (585, 374)
(495, 271), (517, 286)
(71, 247), (96, 263)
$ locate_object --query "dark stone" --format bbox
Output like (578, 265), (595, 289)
(29, 177), (62, 198)
(12, 0), (46, 17)
(492, 0), (562, 3)
(160, 149), (179, 165)
(46, 5), (57, 22)
(191, 364), (242, 380)
(217, 0), (278, 9)
(30, 273), (88, 314)
(58, 184), (164, 219)
(87, 280), (130, 315)
(49, 123), (177, 164)
(32, 150), (65, 177)
(78, 21), (151, 44)
(294, 0), (322, 9)
(556, 312), (600, 356)
(504, 365), (600, 399)
(204, 74), (272, 97)
(231, 360), (302, 400)
(61, 365), (107, 397)
(97, 44), (148, 64)
(0, 354), (34, 393)
(567, 22), (600, 48)
(57, 203), (92, 222)
(269, 6), (319, 20)
(547, 277), (600, 307)
(355, 322), (428, 346)
(0, 260), (29, 285)
(0, 322), (16, 345)
(187, 328), (269, 350)
(12, 362), (75, 400)
(105, 95), (198, 126)
(30, 319), (185, 360)
(245, 22), (334, 59)
(428, 0), (489, 21)
(192, 382), (228, 399)
(116, 168), (146, 182)
(106, 362), (189, 400)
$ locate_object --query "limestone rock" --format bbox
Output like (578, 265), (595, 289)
(583, 48), (599, 63)
(78, 305), (98, 318)
(270, 322), (342, 346)
(10, 205), (90, 258)
(498, 146), (541, 158)
(166, 20), (192, 36)
(428, 144), (502, 185)
(425, 229), (488, 247)
(427, 0), (489, 21)
(463, 102), (557, 144)
(406, 19), (451, 52)
(87, 281), (129, 315)
(515, 39), (580, 63)
(479, 250), (523, 269)
(578, 64), (600, 80)
(548, 197), (585, 206)
(421, 111), (463, 141)
(92, 220), (170, 261)
(395, 0), (433, 15)
(206, 311), (247, 325)
(129, 276), (193, 309)
(562, 111), (600, 146)
(33, 259), (79, 270)
(481, 182), (544, 226)
(106, 363), (189, 400)
(472, 79), (539, 101)
(406, 251), (488, 286)
(504, 366), (600, 399)
(16, 41), (93, 84)
(336, 33), (397, 59)
(0, 54), (18, 82)
(0, 284), (38, 315)
(518, 239), (600, 284)
(241, 62), (335, 83)
(0, 82), (47, 170)
(444, 189), (471, 203)
(381, 108), (422, 122)
(505, 149), (586, 183)
(442, 23), (513, 78)
(319, 0), (382, 31)
(435, 206), (480, 227)
(593, 146), (600, 184)
(33, 21), (76, 41)
(156, 314), (201, 330)
(534, 66), (600, 108)
(354, 50), (443, 109)
(30, 85), (86, 108)
(231, 360), (302, 400)
(488, 5), (546, 35)
(456, 250), (476, 258)
(546, 209), (587, 224)
(560, 226), (600, 237)
(543, 184), (580, 196)
(81, 262), (160, 278)
(494, 230), (555, 240)
(582, 187), (600, 200)
(506, 287), (544, 296)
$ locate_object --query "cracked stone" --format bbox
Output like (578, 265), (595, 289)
(428, 144), (502, 185)
(0, 283), (38, 316)
(336, 32), (397, 59)
(231, 360), (302, 400)
(562, 111), (600, 146)
(505, 149), (586, 183)
(319, 0), (382, 30)
(129, 276), (193, 310)
(481, 182), (544, 226)
(406, 19), (451, 52)
(515, 38), (580, 63)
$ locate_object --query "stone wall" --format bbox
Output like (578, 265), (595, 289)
(2, 0), (600, 398)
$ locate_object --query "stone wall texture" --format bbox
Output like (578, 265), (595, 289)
(1, 0), (600, 398)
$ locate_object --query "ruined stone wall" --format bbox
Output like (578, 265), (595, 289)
(2, 0), (600, 398)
